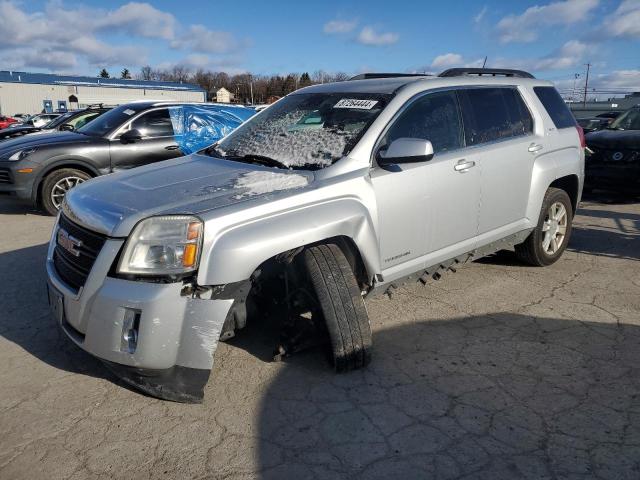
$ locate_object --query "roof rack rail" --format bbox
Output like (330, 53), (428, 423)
(438, 68), (535, 79)
(349, 73), (431, 81)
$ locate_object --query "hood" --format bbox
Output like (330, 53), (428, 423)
(585, 129), (640, 150)
(63, 153), (314, 237)
(0, 131), (91, 156)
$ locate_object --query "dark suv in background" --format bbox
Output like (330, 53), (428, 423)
(0, 102), (255, 214)
(585, 105), (640, 195)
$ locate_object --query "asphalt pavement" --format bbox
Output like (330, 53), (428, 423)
(1, 195), (639, 479)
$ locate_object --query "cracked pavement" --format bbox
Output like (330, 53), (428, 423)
(1, 196), (639, 479)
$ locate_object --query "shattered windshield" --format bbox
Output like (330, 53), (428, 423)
(209, 92), (391, 169)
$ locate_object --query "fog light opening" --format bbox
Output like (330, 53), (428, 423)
(121, 308), (141, 353)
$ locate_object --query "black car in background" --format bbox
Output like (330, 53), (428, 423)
(0, 101), (255, 214)
(584, 105), (640, 195)
(577, 117), (610, 133)
(0, 106), (110, 141)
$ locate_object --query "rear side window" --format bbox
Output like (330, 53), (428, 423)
(458, 88), (533, 146)
(533, 86), (576, 129)
(383, 90), (464, 154)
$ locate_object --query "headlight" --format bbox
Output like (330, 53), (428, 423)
(117, 216), (203, 276)
(8, 147), (37, 161)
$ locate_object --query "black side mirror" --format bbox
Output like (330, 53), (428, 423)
(60, 124), (74, 132)
(377, 138), (434, 166)
(120, 129), (143, 144)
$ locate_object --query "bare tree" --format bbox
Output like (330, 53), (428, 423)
(332, 72), (350, 82)
(139, 66), (153, 81)
(170, 65), (191, 83)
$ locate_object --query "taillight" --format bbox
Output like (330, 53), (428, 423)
(576, 125), (586, 149)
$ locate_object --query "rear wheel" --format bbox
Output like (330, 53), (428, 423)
(41, 168), (91, 216)
(302, 243), (372, 372)
(515, 187), (573, 266)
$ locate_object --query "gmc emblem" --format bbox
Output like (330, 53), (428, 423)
(57, 228), (82, 257)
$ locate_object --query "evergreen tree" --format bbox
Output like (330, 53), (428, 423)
(98, 68), (110, 78)
(299, 72), (312, 87)
(120, 68), (131, 79)
(282, 74), (297, 95)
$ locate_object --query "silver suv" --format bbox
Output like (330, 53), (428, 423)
(46, 68), (585, 402)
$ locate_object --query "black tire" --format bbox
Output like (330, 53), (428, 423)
(515, 187), (573, 266)
(41, 168), (91, 216)
(302, 243), (372, 372)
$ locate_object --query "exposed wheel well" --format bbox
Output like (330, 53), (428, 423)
(549, 175), (579, 216)
(252, 236), (371, 292)
(36, 163), (97, 206)
(220, 236), (371, 341)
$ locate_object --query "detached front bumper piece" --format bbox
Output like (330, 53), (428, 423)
(102, 362), (213, 403)
(46, 218), (234, 403)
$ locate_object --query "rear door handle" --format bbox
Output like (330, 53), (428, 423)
(528, 143), (543, 153)
(454, 159), (476, 172)
(165, 145), (180, 151)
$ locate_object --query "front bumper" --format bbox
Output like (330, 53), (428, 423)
(585, 164), (640, 193)
(0, 159), (40, 200)
(46, 220), (234, 402)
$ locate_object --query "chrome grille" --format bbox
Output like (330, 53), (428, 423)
(53, 214), (106, 291)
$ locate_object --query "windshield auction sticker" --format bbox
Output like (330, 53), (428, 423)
(334, 99), (379, 110)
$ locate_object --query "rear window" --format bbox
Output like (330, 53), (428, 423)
(533, 86), (576, 129)
(458, 87), (533, 146)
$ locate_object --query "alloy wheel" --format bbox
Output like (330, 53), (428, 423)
(541, 201), (568, 255)
(50, 176), (85, 210)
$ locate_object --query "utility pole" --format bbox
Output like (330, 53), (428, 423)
(482, 56), (487, 68)
(583, 63), (591, 107)
(572, 73), (580, 102)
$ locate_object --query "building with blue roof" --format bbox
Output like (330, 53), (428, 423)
(0, 70), (206, 116)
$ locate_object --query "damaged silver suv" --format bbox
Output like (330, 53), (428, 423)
(46, 68), (585, 402)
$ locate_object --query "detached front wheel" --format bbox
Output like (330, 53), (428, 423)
(515, 187), (573, 266)
(41, 168), (91, 216)
(302, 243), (372, 372)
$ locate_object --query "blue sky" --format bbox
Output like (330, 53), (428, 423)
(1, 0), (639, 96)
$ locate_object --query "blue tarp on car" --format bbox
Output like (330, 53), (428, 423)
(168, 104), (255, 155)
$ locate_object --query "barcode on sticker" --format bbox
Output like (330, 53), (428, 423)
(334, 99), (378, 110)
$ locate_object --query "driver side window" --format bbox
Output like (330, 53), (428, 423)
(384, 91), (463, 154)
(130, 108), (174, 138)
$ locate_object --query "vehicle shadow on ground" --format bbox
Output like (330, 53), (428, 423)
(477, 205), (640, 266)
(0, 198), (44, 216)
(0, 243), (125, 387)
(238, 312), (640, 479)
(570, 206), (640, 262)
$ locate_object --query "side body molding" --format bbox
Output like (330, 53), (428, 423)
(197, 197), (381, 286)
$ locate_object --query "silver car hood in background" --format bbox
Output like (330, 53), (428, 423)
(62, 153), (314, 237)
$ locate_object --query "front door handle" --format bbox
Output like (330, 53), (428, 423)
(528, 143), (543, 153)
(454, 159), (476, 172)
(165, 145), (180, 151)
